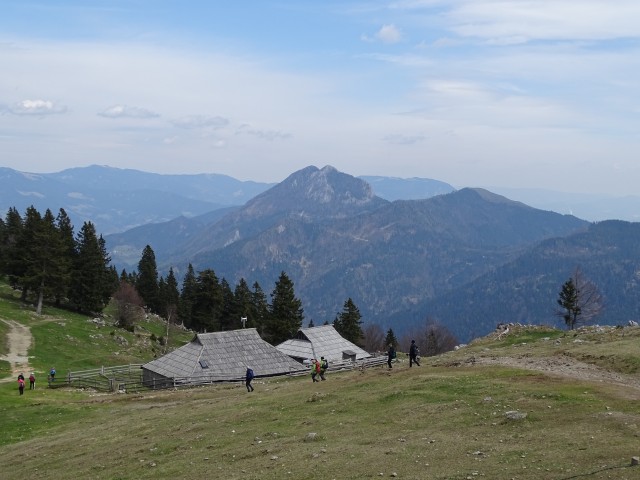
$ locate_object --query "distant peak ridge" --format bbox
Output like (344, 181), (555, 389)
(283, 165), (376, 205)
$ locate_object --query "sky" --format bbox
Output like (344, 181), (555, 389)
(1, 0), (640, 195)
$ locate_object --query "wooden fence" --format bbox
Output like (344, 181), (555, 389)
(49, 355), (389, 393)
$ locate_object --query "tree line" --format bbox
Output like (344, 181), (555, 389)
(121, 244), (372, 347)
(0, 206), (117, 315)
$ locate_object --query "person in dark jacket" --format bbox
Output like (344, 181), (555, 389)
(387, 344), (396, 369)
(319, 357), (328, 380)
(29, 372), (36, 390)
(245, 367), (255, 392)
(409, 340), (420, 367)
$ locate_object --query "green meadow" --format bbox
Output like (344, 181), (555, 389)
(0, 281), (638, 480)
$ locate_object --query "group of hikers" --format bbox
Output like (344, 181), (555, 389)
(310, 357), (328, 382)
(387, 340), (420, 368)
(246, 342), (420, 393)
(16, 372), (36, 395)
(16, 368), (56, 395)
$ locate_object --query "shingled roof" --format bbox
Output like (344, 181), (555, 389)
(276, 324), (371, 362)
(142, 328), (306, 382)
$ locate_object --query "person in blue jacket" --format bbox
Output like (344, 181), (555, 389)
(245, 367), (255, 392)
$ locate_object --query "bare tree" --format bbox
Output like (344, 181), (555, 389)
(556, 266), (604, 330)
(113, 280), (145, 330)
(362, 323), (385, 352)
(423, 320), (459, 356)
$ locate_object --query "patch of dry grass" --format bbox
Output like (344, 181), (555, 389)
(1, 352), (638, 480)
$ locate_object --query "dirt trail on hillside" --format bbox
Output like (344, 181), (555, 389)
(0, 318), (33, 383)
(471, 355), (640, 397)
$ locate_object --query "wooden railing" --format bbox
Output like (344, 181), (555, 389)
(49, 356), (389, 393)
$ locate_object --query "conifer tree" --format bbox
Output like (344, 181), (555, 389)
(69, 221), (111, 314)
(192, 268), (223, 332)
(267, 271), (304, 345)
(384, 328), (398, 348)
(53, 208), (75, 306)
(179, 264), (197, 328)
(136, 245), (159, 313)
(251, 281), (269, 337)
(1, 207), (24, 288)
(334, 297), (364, 345)
(219, 278), (235, 330)
(232, 278), (254, 328)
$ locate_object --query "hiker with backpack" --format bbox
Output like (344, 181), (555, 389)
(409, 340), (420, 367)
(387, 344), (396, 369)
(310, 359), (320, 382)
(29, 372), (36, 390)
(245, 367), (255, 392)
(319, 357), (328, 380)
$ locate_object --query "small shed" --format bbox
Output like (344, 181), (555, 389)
(142, 328), (306, 389)
(276, 324), (371, 364)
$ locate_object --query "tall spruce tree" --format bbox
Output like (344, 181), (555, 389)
(54, 208), (75, 306)
(384, 328), (398, 348)
(191, 269), (223, 332)
(334, 297), (364, 345)
(219, 278), (235, 330)
(69, 221), (110, 314)
(251, 281), (269, 337)
(2, 208), (24, 288)
(179, 264), (197, 328)
(136, 245), (159, 313)
(267, 271), (304, 345)
(232, 278), (254, 328)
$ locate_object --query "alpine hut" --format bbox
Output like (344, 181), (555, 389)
(142, 328), (306, 389)
(276, 324), (371, 364)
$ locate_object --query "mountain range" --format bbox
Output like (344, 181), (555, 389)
(2, 164), (639, 342)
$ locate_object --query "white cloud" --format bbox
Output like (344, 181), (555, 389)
(98, 105), (159, 119)
(376, 24), (403, 43)
(236, 124), (292, 141)
(171, 115), (230, 129)
(8, 99), (66, 115)
(399, 0), (640, 43)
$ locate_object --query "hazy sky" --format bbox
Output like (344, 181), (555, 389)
(1, 1), (639, 195)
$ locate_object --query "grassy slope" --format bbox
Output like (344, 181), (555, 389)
(0, 287), (639, 479)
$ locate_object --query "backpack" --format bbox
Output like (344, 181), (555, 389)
(321, 359), (328, 370)
(247, 368), (254, 380)
(392, 350), (397, 359)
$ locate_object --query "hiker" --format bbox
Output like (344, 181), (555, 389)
(387, 344), (396, 369)
(310, 359), (320, 382)
(18, 373), (25, 382)
(18, 377), (25, 395)
(409, 340), (420, 367)
(29, 372), (36, 390)
(245, 367), (255, 392)
(319, 357), (328, 380)
(49, 367), (56, 382)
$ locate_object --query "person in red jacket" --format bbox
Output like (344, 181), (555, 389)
(29, 372), (36, 390)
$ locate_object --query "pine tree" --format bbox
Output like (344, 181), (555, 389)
(192, 269), (223, 332)
(251, 281), (269, 337)
(556, 267), (603, 329)
(232, 278), (254, 328)
(384, 328), (398, 348)
(219, 278), (235, 330)
(53, 208), (75, 306)
(136, 245), (159, 313)
(334, 297), (364, 345)
(179, 264), (197, 328)
(267, 271), (304, 345)
(1, 207), (24, 289)
(69, 222), (110, 314)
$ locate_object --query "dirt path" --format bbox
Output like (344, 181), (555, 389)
(0, 318), (33, 383)
(471, 355), (640, 396)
